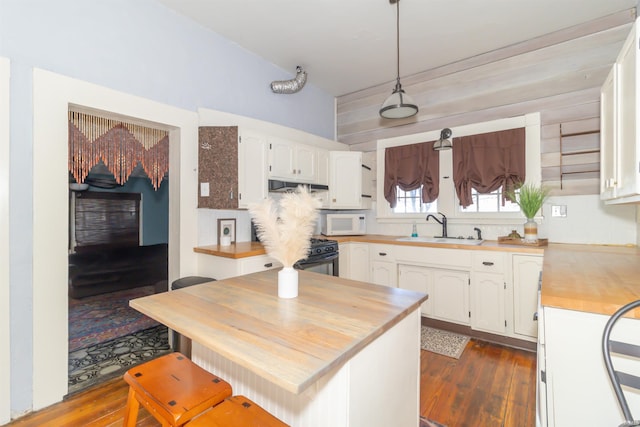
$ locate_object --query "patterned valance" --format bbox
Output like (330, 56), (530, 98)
(68, 111), (169, 190)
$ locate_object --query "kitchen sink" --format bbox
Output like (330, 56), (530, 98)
(395, 236), (484, 246)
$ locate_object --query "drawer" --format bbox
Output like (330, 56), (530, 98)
(472, 251), (506, 273)
(239, 255), (282, 274)
(370, 244), (395, 262)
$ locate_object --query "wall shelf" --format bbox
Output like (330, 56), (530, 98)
(559, 125), (600, 189)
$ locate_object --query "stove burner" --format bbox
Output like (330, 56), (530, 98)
(306, 238), (338, 259)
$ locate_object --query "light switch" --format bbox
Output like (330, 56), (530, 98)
(200, 182), (210, 197)
(551, 205), (567, 217)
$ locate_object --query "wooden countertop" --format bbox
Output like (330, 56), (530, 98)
(541, 243), (640, 318)
(130, 269), (428, 394)
(193, 236), (640, 318)
(194, 234), (544, 258)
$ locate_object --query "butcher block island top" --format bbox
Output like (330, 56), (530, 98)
(130, 269), (427, 395)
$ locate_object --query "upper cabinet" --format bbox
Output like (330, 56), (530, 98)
(269, 137), (317, 183)
(600, 19), (640, 204)
(198, 126), (267, 209)
(329, 151), (362, 209)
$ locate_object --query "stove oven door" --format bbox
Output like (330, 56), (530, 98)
(294, 253), (339, 277)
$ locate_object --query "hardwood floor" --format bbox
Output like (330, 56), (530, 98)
(5, 340), (536, 427)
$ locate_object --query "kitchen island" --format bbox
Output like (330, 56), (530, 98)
(130, 269), (428, 427)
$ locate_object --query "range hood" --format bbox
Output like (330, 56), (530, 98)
(268, 179), (329, 192)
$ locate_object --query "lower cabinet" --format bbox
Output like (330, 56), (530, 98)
(513, 254), (543, 339)
(432, 269), (470, 325)
(398, 264), (469, 325)
(398, 265), (432, 316)
(196, 253), (282, 280)
(471, 272), (506, 334)
(369, 244), (397, 287)
(339, 243), (370, 282)
(371, 261), (397, 287)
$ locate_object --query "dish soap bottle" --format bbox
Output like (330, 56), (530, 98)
(411, 222), (418, 237)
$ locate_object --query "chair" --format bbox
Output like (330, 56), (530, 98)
(602, 299), (640, 427)
(122, 352), (232, 427)
(185, 395), (289, 427)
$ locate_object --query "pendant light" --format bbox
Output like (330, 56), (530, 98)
(379, 0), (418, 119)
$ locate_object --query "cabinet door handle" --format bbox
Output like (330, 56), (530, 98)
(379, 252), (387, 256)
(533, 312), (538, 321)
(264, 263), (273, 268)
(482, 261), (494, 266)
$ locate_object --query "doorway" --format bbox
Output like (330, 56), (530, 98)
(31, 68), (199, 409)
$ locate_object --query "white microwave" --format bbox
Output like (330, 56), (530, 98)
(321, 214), (366, 236)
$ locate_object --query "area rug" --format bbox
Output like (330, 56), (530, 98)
(420, 326), (470, 359)
(68, 285), (160, 353)
(420, 416), (447, 427)
(68, 324), (170, 394)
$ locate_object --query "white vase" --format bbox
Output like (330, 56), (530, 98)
(278, 267), (298, 299)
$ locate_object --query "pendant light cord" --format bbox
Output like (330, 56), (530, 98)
(395, 0), (400, 82)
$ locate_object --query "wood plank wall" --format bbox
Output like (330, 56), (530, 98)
(336, 9), (636, 196)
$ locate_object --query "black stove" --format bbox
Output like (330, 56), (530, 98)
(306, 238), (339, 260)
(294, 238), (339, 276)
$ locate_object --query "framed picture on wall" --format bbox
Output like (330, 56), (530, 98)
(217, 218), (236, 245)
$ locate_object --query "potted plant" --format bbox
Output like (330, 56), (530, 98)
(506, 182), (550, 243)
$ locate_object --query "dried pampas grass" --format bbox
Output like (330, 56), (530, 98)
(249, 186), (321, 268)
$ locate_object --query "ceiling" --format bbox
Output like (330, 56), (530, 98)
(157, 0), (637, 97)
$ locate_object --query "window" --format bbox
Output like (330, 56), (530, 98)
(459, 187), (520, 213)
(392, 186), (438, 214)
(376, 113), (541, 223)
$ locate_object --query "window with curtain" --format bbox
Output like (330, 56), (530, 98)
(71, 191), (141, 252)
(384, 141), (439, 209)
(452, 128), (526, 208)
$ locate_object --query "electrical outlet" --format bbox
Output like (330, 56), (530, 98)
(551, 205), (567, 217)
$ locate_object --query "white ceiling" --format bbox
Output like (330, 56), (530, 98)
(157, 0), (637, 97)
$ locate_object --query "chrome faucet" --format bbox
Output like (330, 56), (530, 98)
(426, 212), (447, 238)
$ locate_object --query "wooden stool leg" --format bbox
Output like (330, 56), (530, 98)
(123, 387), (140, 427)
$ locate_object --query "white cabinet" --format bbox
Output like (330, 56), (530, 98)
(398, 264), (432, 315)
(471, 252), (507, 335)
(600, 18), (640, 204)
(238, 130), (268, 208)
(339, 243), (370, 282)
(329, 151), (362, 209)
(541, 307), (640, 426)
(432, 269), (470, 325)
(601, 64), (618, 200)
(196, 253), (282, 280)
(269, 138), (317, 183)
(513, 254), (543, 339)
(316, 148), (329, 186)
(370, 244), (397, 287)
(350, 243), (370, 282)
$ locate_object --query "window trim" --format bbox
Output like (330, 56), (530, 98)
(375, 113), (541, 225)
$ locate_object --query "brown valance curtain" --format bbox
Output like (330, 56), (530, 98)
(68, 111), (169, 190)
(384, 141), (439, 208)
(452, 127), (525, 207)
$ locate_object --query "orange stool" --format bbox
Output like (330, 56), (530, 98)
(122, 352), (232, 427)
(186, 395), (289, 427)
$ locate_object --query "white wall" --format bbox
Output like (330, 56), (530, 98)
(540, 195), (637, 245)
(0, 56), (11, 425)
